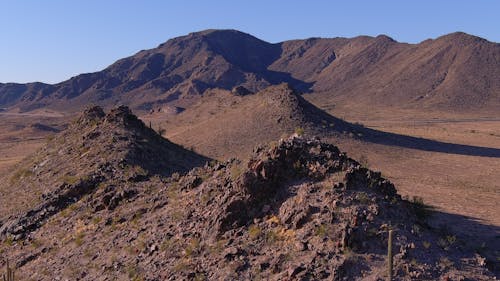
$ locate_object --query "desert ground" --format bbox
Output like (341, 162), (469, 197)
(0, 113), (66, 175)
(1, 104), (499, 258)
(319, 103), (500, 254)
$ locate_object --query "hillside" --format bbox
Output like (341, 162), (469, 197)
(159, 83), (360, 160)
(0, 30), (499, 113)
(0, 107), (495, 279)
(0, 106), (208, 230)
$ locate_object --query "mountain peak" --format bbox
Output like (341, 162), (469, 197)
(1, 30), (498, 112)
(436, 31), (491, 44)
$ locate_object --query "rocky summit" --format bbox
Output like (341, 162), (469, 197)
(0, 107), (495, 280)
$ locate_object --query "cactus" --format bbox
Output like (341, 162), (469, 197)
(387, 229), (393, 281)
(2, 260), (15, 281)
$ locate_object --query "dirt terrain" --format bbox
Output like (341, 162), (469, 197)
(0, 107), (496, 280)
(1, 87), (498, 274)
(0, 112), (67, 175)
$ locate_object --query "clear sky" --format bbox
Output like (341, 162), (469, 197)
(1, 0), (498, 84)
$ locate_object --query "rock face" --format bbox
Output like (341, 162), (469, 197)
(0, 112), (495, 280)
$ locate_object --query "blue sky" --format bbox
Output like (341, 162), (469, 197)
(1, 0), (498, 84)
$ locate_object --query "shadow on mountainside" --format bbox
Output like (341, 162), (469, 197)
(426, 210), (500, 276)
(359, 126), (500, 158)
(321, 114), (500, 158)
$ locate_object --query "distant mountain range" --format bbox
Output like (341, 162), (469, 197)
(1, 29), (498, 112)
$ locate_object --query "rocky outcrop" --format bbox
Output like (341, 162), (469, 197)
(0, 105), (208, 242)
(0, 111), (495, 280)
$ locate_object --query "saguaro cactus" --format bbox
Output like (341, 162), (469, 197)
(2, 260), (14, 281)
(387, 229), (393, 281)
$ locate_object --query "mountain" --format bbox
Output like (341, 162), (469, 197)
(0, 107), (495, 279)
(1, 30), (499, 113)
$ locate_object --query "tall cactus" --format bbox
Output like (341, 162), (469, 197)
(387, 229), (393, 281)
(2, 260), (14, 281)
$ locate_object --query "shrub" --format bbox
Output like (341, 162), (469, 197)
(358, 154), (369, 168)
(230, 165), (243, 181)
(10, 168), (34, 183)
(60, 175), (79, 185)
(315, 224), (329, 238)
(356, 192), (370, 204)
(410, 196), (432, 221)
(184, 238), (201, 257)
(294, 127), (305, 136)
(74, 232), (85, 246)
(248, 225), (262, 240)
(157, 127), (166, 136)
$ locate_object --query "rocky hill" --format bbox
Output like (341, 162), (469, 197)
(162, 83), (359, 160)
(0, 108), (495, 280)
(0, 105), (208, 235)
(1, 30), (499, 113)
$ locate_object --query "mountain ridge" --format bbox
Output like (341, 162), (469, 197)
(1, 29), (499, 113)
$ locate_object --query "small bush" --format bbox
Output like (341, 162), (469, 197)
(4, 236), (14, 246)
(358, 154), (369, 168)
(92, 216), (102, 225)
(157, 127), (166, 136)
(315, 224), (329, 238)
(411, 196), (432, 221)
(248, 225), (262, 240)
(294, 127), (305, 136)
(74, 232), (85, 246)
(355, 192), (370, 204)
(230, 165), (242, 181)
(10, 168), (34, 183)
(60, 175), (79, 185)
(265, 230), (279, 244)
(184, 238), (201, 257)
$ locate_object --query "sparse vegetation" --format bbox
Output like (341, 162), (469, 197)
(127, 264), (144, 281)
(0, 103), (497, 280)
(60, 175), (80, 185)
(74, 232), (85, 246)
(184, 238), (201, 257)
(230, 164), (243, 181)
(10, 168), (33, 183)
(437, 235), (457, 251)
(358, 154), (369, 168)
(2, 260), (15, 281)
(315, 224), (329, 238)
(409, 196), (432, 221)
(355, 192), (370, 204)
(294, 127), (305, 136)
(248, 224), (262, 240)
(157, 127), (166, 136)
(3, 237), (14, 247)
